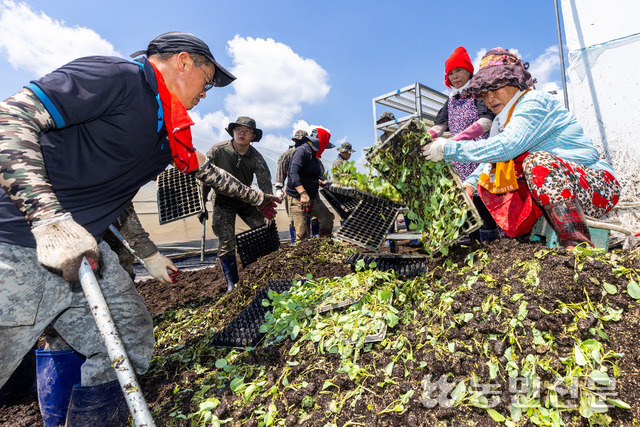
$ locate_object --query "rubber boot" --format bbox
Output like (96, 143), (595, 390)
(219, 255), (239, 292)
(65, 380), (128, 427)
(479, 227), (501, 243)
(289, 225), (296, 244)
(543, 198), (592, 248)
(35, 348), (84, 427)
(311, 218), (320, 237)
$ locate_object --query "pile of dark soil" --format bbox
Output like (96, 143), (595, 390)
(2, 238), (640, 427)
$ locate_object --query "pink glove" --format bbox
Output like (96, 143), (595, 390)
(451, 122), (485, 141)
(428, 128), (438, 140)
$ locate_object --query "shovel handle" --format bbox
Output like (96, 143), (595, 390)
(78, 258), (156, 426)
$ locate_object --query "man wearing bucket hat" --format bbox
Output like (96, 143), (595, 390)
(201, 116), (274, 292)
(285, 128), (336, 241)
(422, 47), (620, 248)
(332, 142), (356, 171)
(0, 31), (279, 425)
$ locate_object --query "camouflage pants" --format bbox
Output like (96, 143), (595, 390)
(212, 203), (265, 258)
(0, 241), (154, 388)
(286, 194), (335, 240)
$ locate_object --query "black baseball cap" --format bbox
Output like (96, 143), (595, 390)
(131, 31), (236, 88)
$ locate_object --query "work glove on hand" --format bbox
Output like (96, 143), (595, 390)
(299, 191), (312, 212)
(319, 180), (328, 188)
(427, 128), (439, 140)
(143, 252), (179, 284)
(275, 187), (284, 199)
(421, 138), (447, 162)
(258, 194), (281, 220)
(31, 213), (100, 283)
(197, 208), (208, 223)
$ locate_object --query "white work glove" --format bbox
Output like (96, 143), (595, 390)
(143, 252), (179, 283)
(275, 188), (284, 199)
(31, 213), (100, 283)
(421, 138), (447, 162)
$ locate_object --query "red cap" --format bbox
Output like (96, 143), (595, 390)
(444, 46), (474, 88)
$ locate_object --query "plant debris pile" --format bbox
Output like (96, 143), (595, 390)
(367, 119), (481, 256)
(3, 239), (640, 427)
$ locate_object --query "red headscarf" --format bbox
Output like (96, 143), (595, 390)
(315, 128), (332, 159)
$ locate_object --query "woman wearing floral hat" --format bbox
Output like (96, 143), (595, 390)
(422, 47), (620, 248)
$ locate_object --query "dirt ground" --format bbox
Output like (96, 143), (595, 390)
(2, 237), (640, 426)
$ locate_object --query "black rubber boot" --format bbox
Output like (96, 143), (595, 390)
(65, 380), (128, 427)
(219, 255), (239, 292)
(543, 198), (592, 248)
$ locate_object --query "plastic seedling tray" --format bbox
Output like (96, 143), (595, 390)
(347, 252), (428, 277)
(210, 279), (296, 349)
(320, 187), (360, 220)
(335, 199), (400, 251)
(235, 222), (281, 267)
(156, 167), (205, 225)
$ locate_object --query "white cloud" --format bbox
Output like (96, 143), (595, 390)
(528, 45), (562, 94)
(0, 1), (118, 76)
(223, 35), (330, 129)
(189, 111), (231, 154)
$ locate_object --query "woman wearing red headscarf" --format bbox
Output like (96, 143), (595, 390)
(285, 128), (336, 241)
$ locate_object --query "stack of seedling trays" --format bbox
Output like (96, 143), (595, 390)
(235, 222), (281, 267)
(346, 252), (427, 278)
(210, 279), (296, 349)
(320, 185), (360, 220)
(365, 118), (482, 256)
(156, 167), (205, 224)
(332, 185), (402, 251)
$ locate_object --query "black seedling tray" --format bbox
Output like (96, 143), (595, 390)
(346, 252), (428, 278)
(210, 279), (297, 349)
(320, 187), (360, 220)
(235, 222), (281, 267)
(335, 198), (400, 251)
(156, 167), (204, 225)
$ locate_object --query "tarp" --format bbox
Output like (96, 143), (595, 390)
(560, 0), (640, 232)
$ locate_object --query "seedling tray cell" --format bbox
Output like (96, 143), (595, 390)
(210, 279), (296, 349)
(347, 252), (428, 278)
(156, 167), (205, 225)
(235, 222), (281, 267)
(335, 199), (400, 251)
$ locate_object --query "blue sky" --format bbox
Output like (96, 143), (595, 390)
(0, 0), (568, 171)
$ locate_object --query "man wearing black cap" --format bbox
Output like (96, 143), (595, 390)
(0, 31), (280, 424)
(201, 116), (273, 292)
